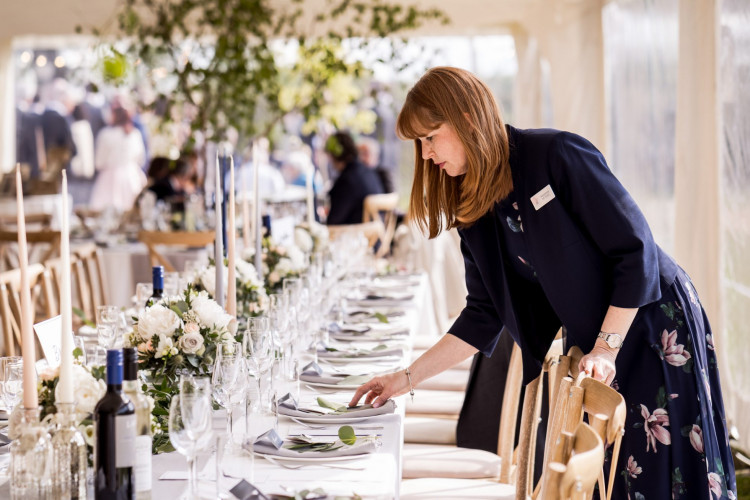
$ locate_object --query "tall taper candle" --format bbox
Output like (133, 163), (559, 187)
(214, 154), (225, 308)
(226, 156), (237, 317)
(15, 165), (38, 408)
(253, 142), (262, 282)
(306, 164), (315, 227)
(241, 160), (251, 250)
(58, 170), (74, 403)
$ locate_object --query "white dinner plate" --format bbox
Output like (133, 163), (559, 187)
(285, 414), (383, 424)
(254, 450), (371, 462)
(304, 381), (363, 390)
(319, 355), (401, 365)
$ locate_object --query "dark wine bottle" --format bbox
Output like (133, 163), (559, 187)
(148, 265), (164, 307)
(94, 349), (136, 500)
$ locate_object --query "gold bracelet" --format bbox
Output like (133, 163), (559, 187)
(405, 368), (415, 402)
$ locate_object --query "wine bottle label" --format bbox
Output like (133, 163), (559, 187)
(115, 414), (136, 468)
(134, 435), (152, 491)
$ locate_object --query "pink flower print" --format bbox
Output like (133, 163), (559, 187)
(689, 424), (704, 453)
(626, 455), (642, 478)
(640, 404), (671, 453)
(660, 329), (692, 366)
(706, 334), (715, 351)
(708, 472), (723, 499)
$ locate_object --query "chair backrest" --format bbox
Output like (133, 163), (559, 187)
(540, 358), (626, 500)
(137, 230), (216, 272)
(72, 243), (109, 322)
(362, 193), (399, 257)
(541, 422), (604, 500)
(0, 263), (57, 356)
(0, 229), (61, 271)
(0, 213), (53, 229)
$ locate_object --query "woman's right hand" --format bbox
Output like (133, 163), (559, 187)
(349, 370), (410, 408)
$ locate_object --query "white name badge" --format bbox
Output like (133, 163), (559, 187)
(531, 184), (556, 211)
(33, 315), (75, 368)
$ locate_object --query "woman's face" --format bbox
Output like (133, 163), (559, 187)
(419, 123), (467, 177)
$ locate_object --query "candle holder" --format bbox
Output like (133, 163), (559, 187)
(51, 402), (88, 499)
(10, 406), (53, 499)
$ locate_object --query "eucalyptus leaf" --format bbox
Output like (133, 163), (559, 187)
(338, 425), (357, 446)
(374, 312), (389, 323)
(317, 397), (346, 412)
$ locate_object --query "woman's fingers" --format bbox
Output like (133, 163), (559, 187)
(350, 379), (380, 407)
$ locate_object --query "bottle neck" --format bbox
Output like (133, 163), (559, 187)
(107, 383), (123, 393)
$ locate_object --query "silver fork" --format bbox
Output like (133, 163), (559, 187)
(290, 417), (326, 429)
(263, 455), (366, 471)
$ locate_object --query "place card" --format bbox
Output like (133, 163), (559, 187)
(301, 361), (323, 376)
(33, 315), (74, 368)
(277, 393), (298, 410)
(254, 429), (283, 450)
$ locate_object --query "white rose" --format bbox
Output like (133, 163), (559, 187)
(79, 424), (95, 447)
(294, 227), (314, 253)
(191, 292), (232, 329)
(177, 331), (205, 354)
(137, 304), (182, 340)
(39, 365), (60, 382)
(57, 364), (106, 415)
(235, 260), (261, 285)
(276, 257), (293, 276)
(155, 334), (178, 358)
(241, 247), (255, 261)
(286, 245), (307, 271)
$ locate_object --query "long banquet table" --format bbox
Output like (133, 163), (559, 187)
(150, 272), (433, 499)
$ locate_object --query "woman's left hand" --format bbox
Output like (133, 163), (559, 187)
(578, 345), (618, 386)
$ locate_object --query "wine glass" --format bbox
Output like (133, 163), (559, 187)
(3, 358), (23, 415)
(169, 391), (214, 499)
(211, 343), (245, 443)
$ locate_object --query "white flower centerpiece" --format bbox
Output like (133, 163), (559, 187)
(191, 259), (269, 319)
(295, 221), (329, 254)
(126, 285), (236, 451)
(244, 236), (309, 293)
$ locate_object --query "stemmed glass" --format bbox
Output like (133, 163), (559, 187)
(243, 318), (273, 411)
(96, 305), (120, 348)
(211, 343), (245, 443)
(169, 376), (213, 499)
(2, 357), (23, 414)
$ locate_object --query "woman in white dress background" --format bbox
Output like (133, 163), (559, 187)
(89, 103), (146, 212)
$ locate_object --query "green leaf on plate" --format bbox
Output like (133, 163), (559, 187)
(374, 312), (389, 323)
(338, 425), (357, 446)
(317, 397), (346, 412)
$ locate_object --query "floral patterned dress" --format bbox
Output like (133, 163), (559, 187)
(495, 192), (737, 500)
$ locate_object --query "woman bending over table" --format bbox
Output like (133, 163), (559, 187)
(349, 67), (736, 500)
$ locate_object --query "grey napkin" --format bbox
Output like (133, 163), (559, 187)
(251, 437), (380, 459)
(276, 399), (396, 420)
(300, 373), (371, 386)
(330, 327), (409, 342)
(317, 347), (402, 360)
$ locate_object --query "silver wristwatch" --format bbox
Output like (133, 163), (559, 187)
(597, 331), (624, 349)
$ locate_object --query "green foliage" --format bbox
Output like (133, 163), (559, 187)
(84, 0), (448, 148)
(338, 425), (356, 445)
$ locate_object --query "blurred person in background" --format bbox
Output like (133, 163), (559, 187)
(89, 101), (146, 212)
(357, 136), (394, 193)
(325, 131), (384, 225)
(148, 157), (195, 206)
(39, 78), (76, 180)
(70, 103), (95, 179)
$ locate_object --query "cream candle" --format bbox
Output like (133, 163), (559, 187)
(253, 142), (262, 282)
(15, 165), (38, 409)
(58, 170), (74, 403)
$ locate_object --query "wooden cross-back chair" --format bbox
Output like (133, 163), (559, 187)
(0, 263), (57, 356)
(137, 230), (216, 273)
(362, 193), (399, 257)
(72, 243), (109, 323)
(0, 213), (53, 230)
(0, 229), (61, 271)
(538, 347), (626, 500)
(401, 340), (563, 500)
(541, 422), (605, 500)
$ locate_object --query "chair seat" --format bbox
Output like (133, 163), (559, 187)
(401, 478), (515, 499)
(404, 416), (457, 445)
(419, 369), (470, 392)
(405, 390), (465, 416)
(402, 444), (502, 479)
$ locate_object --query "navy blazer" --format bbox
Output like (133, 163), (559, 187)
(448, 126), (679, 384)
(327, 161), (385, 225)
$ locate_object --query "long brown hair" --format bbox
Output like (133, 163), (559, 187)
(397, 67), (512, 238)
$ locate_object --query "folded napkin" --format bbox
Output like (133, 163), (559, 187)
(252, 436), (379, 459)
(300, 372), (372, 386)
(361, 292), (414, 301)
(330, 326), (409, 342)
(276, 398), (396, 420)
(316, 345), (403, 360)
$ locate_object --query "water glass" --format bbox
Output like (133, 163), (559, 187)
(3, 358), (24, 414)
(96, 324), (116, 349)
(211, 343), (245, 442)
(135, 282), (153, 308)
(95, 305), (119, 327)
(169, 392), (213, 499)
